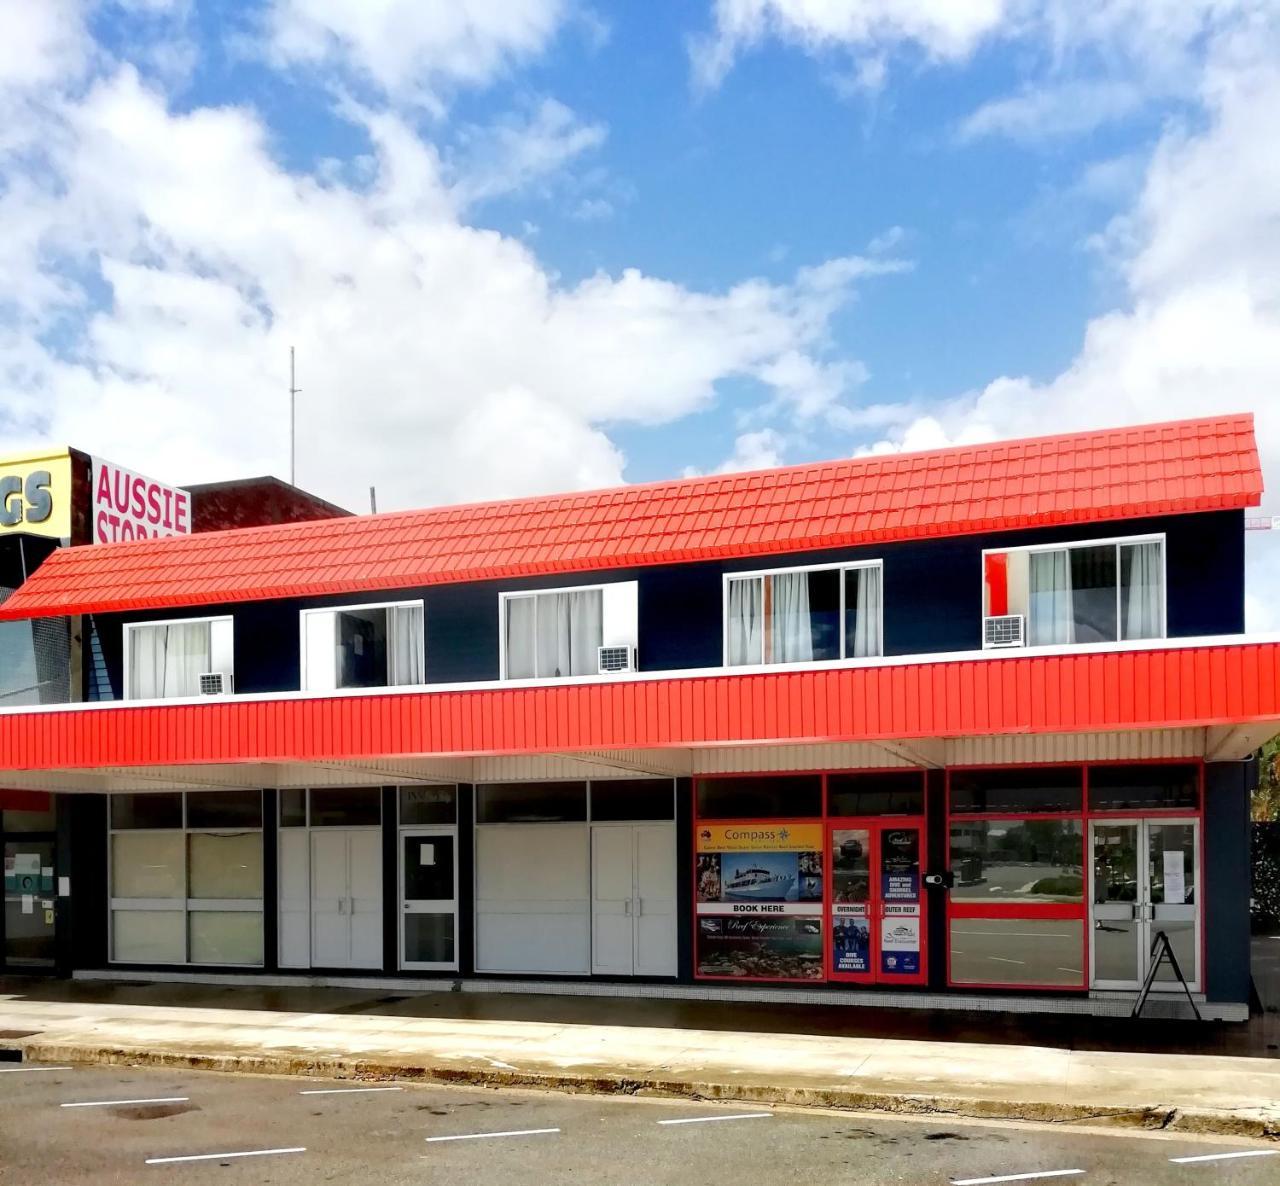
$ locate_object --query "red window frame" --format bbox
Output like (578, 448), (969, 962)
(692, 769), (928, 986)
(944, 759), (1205, 993)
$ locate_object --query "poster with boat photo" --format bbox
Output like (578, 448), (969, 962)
(695, 822), (823, 980)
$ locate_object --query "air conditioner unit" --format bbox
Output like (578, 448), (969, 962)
(198, 671), (234, 696)
(983, 614), (1025, 649)
(597, 645), (637, 674)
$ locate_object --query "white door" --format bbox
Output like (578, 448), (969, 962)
(348, 831), (383, 970)
(476, 825), (590, 974)
(309, 829), (382, 970)
(590, 824), (676, 978)
(310, 830), (350, 968)
(633, 824), (677, 977)
(1089, 818), (1199, 991)
(401, 829), (457, 971)
(591, 826), (636, 975)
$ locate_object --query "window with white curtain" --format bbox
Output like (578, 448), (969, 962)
(125, 617), (232, 699)
(503, 588), (604, 678)
(301, 602), (425, 691)
(984, 537), (1164, 646)
(726, 563), (882, 666)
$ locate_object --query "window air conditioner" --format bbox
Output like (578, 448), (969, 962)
(983, 614), (1025, 649)
(198, 671), (234, 696)
(597, 645), (638, 674)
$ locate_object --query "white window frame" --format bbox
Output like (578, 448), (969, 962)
(498, 581), (638, 680)
(298, 598), (425, 692)
(720, 559), (884, 668)
(980, 533), (1168, 647)
(107, 790), (264, 968)
(122, 615), (234, 701)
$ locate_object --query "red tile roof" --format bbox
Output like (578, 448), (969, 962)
(0, 413), (1261, 620)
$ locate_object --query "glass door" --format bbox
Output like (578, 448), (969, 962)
(828, 820), (925, 985)
(3, 836), (57, 969)
(1146, 820), (1199, 990)
(1089, 821), (1141, 987)
(1089, 818), (1199, 991)
(400, 828), (457, 971)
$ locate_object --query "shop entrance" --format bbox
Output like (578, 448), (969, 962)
(590, 823), (677, 977)
(828, 819), (926, 985)
(399, 829), (457, 971)
(1089, 818), (1200, 991)
(310, 829), (382, 969)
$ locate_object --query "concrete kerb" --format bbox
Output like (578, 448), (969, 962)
(12, 1039), (1278, 1143)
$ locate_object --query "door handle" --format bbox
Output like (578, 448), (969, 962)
(623, 900), (632, 916)
(634, 898), (643, 917)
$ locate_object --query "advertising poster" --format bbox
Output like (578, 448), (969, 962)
(696, 823), (823, 980)
(832, 914), (871, 974)
(880, 911), (920, 976)
(880, 828), (921, 901)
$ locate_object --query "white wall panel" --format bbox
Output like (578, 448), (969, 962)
(946, 729), (1204, 766)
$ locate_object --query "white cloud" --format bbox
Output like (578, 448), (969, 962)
(450, 97), (606, 205)
(265, 0), (569, 101)
(684, 428), (788, 477)
(0, 0), (88, 92)
(694, 1), (1258, 142)
(691, 0), (1012, 90)
(861, 22), (1280, 629)
(0, 57), (889, 509)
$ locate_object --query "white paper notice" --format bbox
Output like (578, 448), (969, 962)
(1163, 850), (1186, 904)
(58, 876), (70, 897)
(21, 894), (33, 915)
(419, 844), (435, 866)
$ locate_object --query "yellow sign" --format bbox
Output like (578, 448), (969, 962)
(697, 823), (823, 852)
(0, 448), (72, 540)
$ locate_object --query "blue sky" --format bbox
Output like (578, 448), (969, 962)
(2, 1), (1280, 618)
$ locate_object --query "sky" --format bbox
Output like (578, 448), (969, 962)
(2, 1), (1280, 623)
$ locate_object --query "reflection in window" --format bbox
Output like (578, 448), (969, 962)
(983, 538), (1163, 646)
(949, 820), (1083, 903)
(302, 604), (424, 690)
(949, 918), (1084, 987)
(727, 564), (881, 667)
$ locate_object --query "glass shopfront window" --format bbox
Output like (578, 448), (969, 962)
(949, 768), (1082, 815)
(949, 918), (1086, 987)
(1088, 764), (1200, 812)
(695, 776), (822, 820)
(109, 790), (264, 966)
(949, 820), (1083, 904)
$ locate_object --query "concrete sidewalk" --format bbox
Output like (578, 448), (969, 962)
(1, 979), (1277, 1141)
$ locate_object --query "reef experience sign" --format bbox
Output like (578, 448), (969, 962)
(0, 449), (72, 540)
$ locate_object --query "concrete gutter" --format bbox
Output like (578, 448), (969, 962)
(2, 997), (1277, 1142)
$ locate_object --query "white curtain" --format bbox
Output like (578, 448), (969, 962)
(510, 590), (603, 678)
(847, 566), (883, 658)
(505, 596), (537, 678)
(1029, 550), (1074, 645)
(771, 571), (813, 663)
(727, 577), (763, 666)
(1122, 542), (1163, 640)
(129, 622), (210, 698)
(389, 605), (425, 685)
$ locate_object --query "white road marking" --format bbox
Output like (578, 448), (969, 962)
(1056, 968), (1083, 975)
(658, 1112), (773, 1126)
(62, 1097), (189, 1109)
(299, 1086), (403, 1095)
(952, 1171), (1084, 1185)
(1169, 1149), (1279, 1165)
(145, 1147), (305, 1165)
(0, 1066), (73, 1074)
(425, 1127), (560, 1143)
(987, 956), (1027, 965)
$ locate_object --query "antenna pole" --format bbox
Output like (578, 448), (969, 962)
(369, 485), (377, 514)
(289, 346), (301, 486)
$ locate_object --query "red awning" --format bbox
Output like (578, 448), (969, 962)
(0, 413), (1262, 621)
(1, 641), (1277, 772)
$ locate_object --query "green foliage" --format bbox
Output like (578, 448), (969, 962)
(1254, 737), (1280, 822)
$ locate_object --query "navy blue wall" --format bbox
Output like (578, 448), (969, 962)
(1204, 759), (1254, 1004)
(88, 509), (1245, 696)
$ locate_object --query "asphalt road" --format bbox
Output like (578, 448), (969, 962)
(0, 1061), (1276, 1185)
